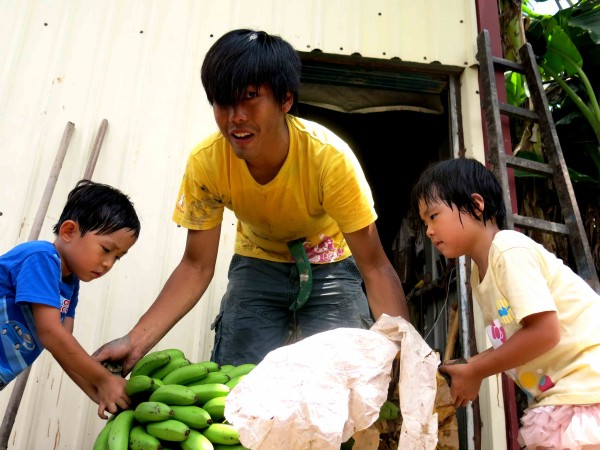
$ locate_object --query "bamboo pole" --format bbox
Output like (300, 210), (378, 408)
(83, 118), (108, 180)
(443, 303), (460, 364)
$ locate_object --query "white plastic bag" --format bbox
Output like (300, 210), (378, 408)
(225, 315), (439, 450)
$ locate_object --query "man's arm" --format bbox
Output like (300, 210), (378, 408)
(93, 226), (221, 374)
(344, 223), (409, 320)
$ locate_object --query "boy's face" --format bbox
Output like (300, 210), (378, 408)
(58, 222), (137, 281)
(418, 197), (480, 259)
(211, 84), (293, 162)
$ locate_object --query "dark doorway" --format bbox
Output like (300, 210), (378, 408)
(296, 53), (469, 449)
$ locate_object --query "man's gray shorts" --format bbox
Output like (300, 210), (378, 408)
(210, 254), (374, 366)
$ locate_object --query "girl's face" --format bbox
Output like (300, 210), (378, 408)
(418, 197), (481, 259)
(58, 221), (137, 282)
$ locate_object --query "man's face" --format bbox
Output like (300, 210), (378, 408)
(212, 84), (293, 162)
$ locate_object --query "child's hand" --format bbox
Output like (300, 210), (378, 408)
(438, 359), (482, 408)
(96, 374), (131, 419)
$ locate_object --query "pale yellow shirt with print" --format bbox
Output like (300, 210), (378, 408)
(471, 230), (600, 408)
(172, 115), (376, 263)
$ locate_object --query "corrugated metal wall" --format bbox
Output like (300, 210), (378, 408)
(0, 1), (488, 448)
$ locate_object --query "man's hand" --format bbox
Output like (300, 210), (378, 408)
(92, 335), (142, 376)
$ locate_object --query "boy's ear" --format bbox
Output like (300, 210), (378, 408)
(58, 220), (79, 242)
(471, 193), (485, 217)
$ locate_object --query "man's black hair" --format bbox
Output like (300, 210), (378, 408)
(410, 157), (506, 230)
(200, 29), (302, 108)
(53, 180), (141, 238)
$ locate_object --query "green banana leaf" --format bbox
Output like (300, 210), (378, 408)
(544, 27), (583, 76)
(568, 0), (600, 44)
(505, 71), (528, 106)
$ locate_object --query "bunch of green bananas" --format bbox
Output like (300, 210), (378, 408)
(93, 348), (256, 450)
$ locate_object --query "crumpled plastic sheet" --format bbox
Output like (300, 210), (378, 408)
(225, 315), (439, 450)
(371, 314), (440, 449)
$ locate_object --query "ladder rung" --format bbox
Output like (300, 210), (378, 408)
(491, 56), (524, 74)
(513, 214), (568, 235)
(504, 155), (554, 176)
(499, 103), (539, 121)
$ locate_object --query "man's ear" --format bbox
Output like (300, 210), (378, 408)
(281, 91), (294, 114)
(58, 220), (78, 242)
(471, 193), (485, 218)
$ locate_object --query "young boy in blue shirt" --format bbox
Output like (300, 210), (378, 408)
(0, 180), (141, 419)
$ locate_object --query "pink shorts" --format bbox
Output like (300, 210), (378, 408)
(518, 404), (600, 450)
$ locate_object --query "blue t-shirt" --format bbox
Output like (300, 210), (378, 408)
(0, 240), (79, 388)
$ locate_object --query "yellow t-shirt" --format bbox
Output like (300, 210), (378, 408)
(471, 230), (600, 407)
(172, 115), (376, 263)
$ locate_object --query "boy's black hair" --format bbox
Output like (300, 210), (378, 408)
(52, 180), (141, 238)
(411, 157), (506, 230)
(200, 29), (302, 108)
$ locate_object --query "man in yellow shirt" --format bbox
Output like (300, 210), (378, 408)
(94, 29), (409, 369)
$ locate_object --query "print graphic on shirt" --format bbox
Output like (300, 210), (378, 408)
(537, 374), (555, 392)
(59, 297), (71, 314)
(485, 319), (534, 399)
(495, 297), (515, 324)
(486, 318), (554, 399)
(176, 194), (185, 214)
(1, 320), (35, 354)
(305, 236), (344, 263)
(489, 319), (507, 346)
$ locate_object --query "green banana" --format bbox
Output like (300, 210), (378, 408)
(377, 400), (400, 422)
(162, 363), (209, 385)
(218, 364), (236, 374)
(225, 375), (245, 390)
(188, 383), (230, 405)
(125, 375), (155, 396)
(130, 350), (172, 378)
(134, 401), (174, 423)
(171, 405), (213, 430)
(162, 348), (186, 359)
(92, 420), (112, 450)
(188, 371), (231, 386)
(196, 360), (220, 373)
(150, 356), (191, 380)
(201, 423), (240, 445)
(146, 419), (191, 442)
(129, 424), (162, 450)
(149, 384), (199, 405)
(181, 429), (215, 450)
(224, 363), (256, 380)
(107, 409), (135, 450)
(202, 396), (227, 422)
(150, 377), (164, 391)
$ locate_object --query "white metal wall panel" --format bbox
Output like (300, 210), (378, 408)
(0, 1), (483, 448)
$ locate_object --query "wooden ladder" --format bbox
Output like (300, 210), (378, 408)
(476, 29), (600, 293)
